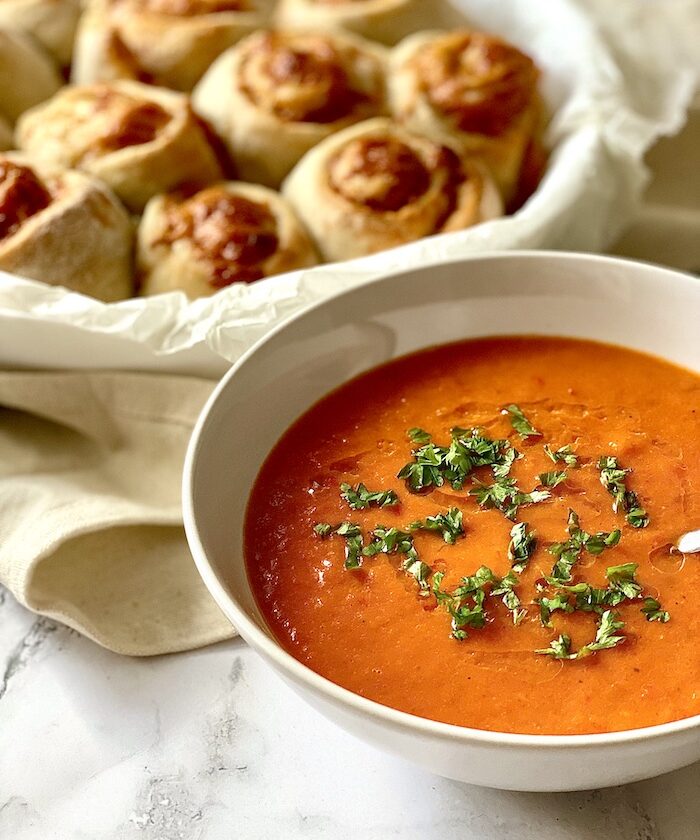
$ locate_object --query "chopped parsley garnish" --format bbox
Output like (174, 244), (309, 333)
(340, 482), (399, 510)
(363, 526), (432, 588)
(535, 633), (573, 659)
(597, 455), (649, 528)
(547, 509), (621, 583)
(581, 610), (626, 656)
(535, 561), (669, 627)
(398, 427), (518, 492)
(433, 565), (524, 637)
(507, 522), (537, 573)
(492, 444), (520, 479)
(641, 597), (670, 623)
(409, 507), (464, 544)
(316, 408), (667, 662)
(407, 427), (432, 445)
(536, 610), (625, 659)
(605, 562), (642, 600)
(470, 477), (550, 521)
(544, 444), (579, 468)
(538, 470), (568, 488)
(313, 521), (364, 569)
(503, 404), (542, 439)
(537, 593), (574, 627)
(491, 570), (526, 625)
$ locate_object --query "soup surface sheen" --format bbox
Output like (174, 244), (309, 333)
(245, 337), (700, 735)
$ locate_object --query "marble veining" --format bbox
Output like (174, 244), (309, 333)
(0, 587), (698, 840)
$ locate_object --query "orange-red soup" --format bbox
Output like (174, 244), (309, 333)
(245, 337), (700, 735)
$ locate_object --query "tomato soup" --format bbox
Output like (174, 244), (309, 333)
(244, 337), (700, 735)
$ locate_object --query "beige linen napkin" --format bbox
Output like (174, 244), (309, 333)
(0, 371), (236, 656)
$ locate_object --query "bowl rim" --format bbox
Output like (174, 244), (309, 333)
(183, 250), (700, 748)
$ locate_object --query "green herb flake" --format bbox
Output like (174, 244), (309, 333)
(314, 521), (364, 569)
(537, 593), (573, 627)
(503, 404), (542, 439)
(407, 427), (432, 444)
(538, 470), (568, 488)
(605, 562), (642, 600)
(507, 522), (537, 573)
(544, 444), (579, 468)
(470, 477), (550, 521)
(535, 634), (573, 659)
(398, 427), (519, 493)
(577, 610), (626, 657)
(397, 441), (448, 492)
(536, 611), (626, 660)
(492, 570), (526, 624)
(340, 482), (399, 511)
(547, 509), (621, 584)
(409, 507), (464, 544)
(641, 597), (670, 623)
(363, 526), (432, 589)
(597, 455), (649, 528)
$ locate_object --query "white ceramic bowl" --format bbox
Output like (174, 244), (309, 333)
(183, 252), (700, 792)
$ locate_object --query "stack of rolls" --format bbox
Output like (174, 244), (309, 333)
(0, 0), (547, 302)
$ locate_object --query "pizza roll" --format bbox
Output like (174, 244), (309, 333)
(0, 0), (81, 66)
(282, 117), (502, 261)
(72, 0), (275, 92)
(275, 0), (434, 46)
(16, 81), (224, 212)
(0, 153), (133, 301)
(138, 181), (318, 297)
(192, 29), (387, 187)
(388, 30), (543, 201)
(0, 28), (62, 128)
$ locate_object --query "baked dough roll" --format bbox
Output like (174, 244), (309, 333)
(138, 181), (318, 297)
(274, 0), (434, 46)
(192, 29), (387, 187)
(0, 0), (81, 66)
(0, 154), (133, 301)
(0, 29), (62, 127)
(72, 0), (275, 92)
(388, 30), (542, 202)
(282, 117), (502, 261)
(16, 81), (223, 212)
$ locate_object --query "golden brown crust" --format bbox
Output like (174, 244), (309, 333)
(283, 117), (503, 261)
(138, 180), (318, 297)
(76, 88), (172, 162)
(16, 81), (224, 212)
(193, 29), (387, 186)
(409, 31), (538, 137)
(239, 31), (380, 124)
(0, 160), (52, 240)
(328, 135), (430, 211)
(156, 186), (279, 285)
(388, 30), (543, 201)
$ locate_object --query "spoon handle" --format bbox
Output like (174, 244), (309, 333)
(677, 529), (700, 554)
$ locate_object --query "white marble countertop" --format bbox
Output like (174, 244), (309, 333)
(1, 587), (699, 840)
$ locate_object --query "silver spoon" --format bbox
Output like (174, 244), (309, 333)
(677, 529), (700, 554)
